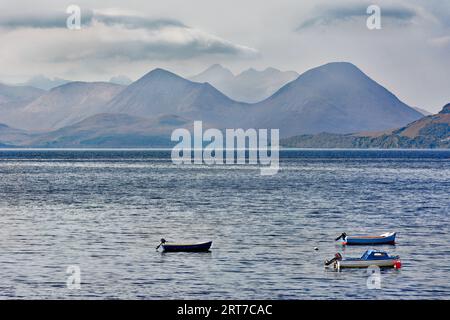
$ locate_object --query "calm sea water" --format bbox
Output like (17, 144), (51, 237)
(0, 149), (449, 299)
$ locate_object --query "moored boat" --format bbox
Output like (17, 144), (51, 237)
(335, 232), (396, 245)
(325, 250), (401, 270)
(156, 239), (212, 252)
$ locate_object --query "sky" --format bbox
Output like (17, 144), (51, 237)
(0, 0), (449, 112)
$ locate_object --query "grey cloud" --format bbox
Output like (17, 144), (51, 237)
(0, 10), (184, 30)
(296, 4), (417, 30)
(49, 37), (256, 63)
(417, 0), (450, 28)
(0, 10), (257, 61)
(0, 10), (94, 29)
(93, 15), (186, 30)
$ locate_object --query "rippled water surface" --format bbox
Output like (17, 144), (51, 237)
(0, 149), (449, 299)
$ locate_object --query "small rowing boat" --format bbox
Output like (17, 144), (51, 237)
(156, 238), (212, 252)
(335, 232), (396, 245)
(325, 250), (401, 270)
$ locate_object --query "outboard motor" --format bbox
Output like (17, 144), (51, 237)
(156, 238), (167, 250)
(335, 233), (347, 241)
(325, 252), (343, 266)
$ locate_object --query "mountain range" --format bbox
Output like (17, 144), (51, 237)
(0, 61), (438, 148)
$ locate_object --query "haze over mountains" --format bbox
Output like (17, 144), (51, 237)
(191, 64), (299, 103)
(0, 61), (435, 148)
(18, 75), (133, 90)
(0, 83), (44, 111)
(0, 83), (46, 128)
(6, 82), (125, 131)
(21, 75), (71, 91)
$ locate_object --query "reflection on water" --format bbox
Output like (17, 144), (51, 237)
(0, 149), (449, 299)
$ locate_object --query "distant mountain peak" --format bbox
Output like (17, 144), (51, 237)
(238, 66), (296, 77)
(321, 61), (359, 69)
(292, 62), (365, 83)
(208, 64), (230, 71)
(146, 67), (174, 76)
(190, 65), (299, 103)
(277, 62), (373, 94)
(49, 81), (122, 93)
(241, 67), (258, 74)
(306, 61), (364, 76)
(191, 64), (234, 83)
(139, 68), (185, 82)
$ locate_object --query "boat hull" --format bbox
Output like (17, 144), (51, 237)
(336, 258), (399, 269)
(161, 241), (212, 252)
(344, 232), (396, 245)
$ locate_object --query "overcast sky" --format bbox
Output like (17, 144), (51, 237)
(0, 0), (448, 112)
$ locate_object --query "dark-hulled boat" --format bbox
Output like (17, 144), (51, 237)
(156, 239), (212, 252)
(335, 232), (396, 245)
